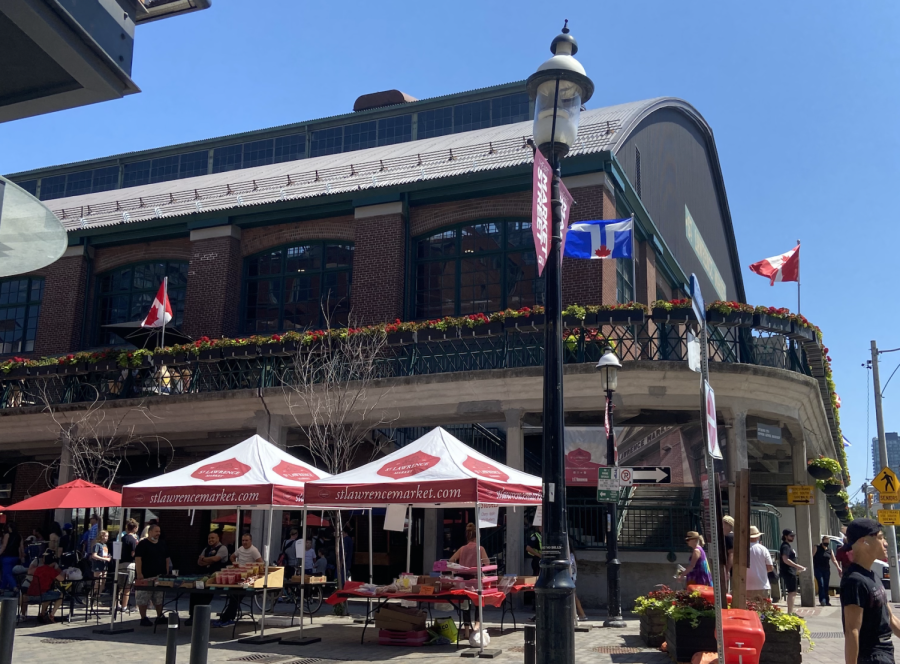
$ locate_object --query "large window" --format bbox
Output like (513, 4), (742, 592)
(413, 220), (543, 319)
(95, 262), (188, 345)
(242, 242), (353, 333)
(617, 258), (634, 303)
(0, 278), (43, 354)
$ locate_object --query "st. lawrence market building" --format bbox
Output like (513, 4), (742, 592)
(1, 82), (845, 607)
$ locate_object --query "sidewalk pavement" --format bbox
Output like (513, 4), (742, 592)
(6, 596), (897, 663)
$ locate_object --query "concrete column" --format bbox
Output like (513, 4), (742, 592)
(792, 432), (815, 607)
(726, 411), (748, 514)
(54, 431), (74, 527)
(423, 510), (438, 574)
(505, 410), (525, 577)
(252, 413), (289, 562)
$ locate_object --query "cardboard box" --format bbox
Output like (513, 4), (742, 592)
(514, 576), (537, 585)
(374, 606), (426, 632)
(249, 566), (284, 589)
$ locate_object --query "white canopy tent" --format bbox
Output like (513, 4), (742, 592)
(306, 427), (542, 652)
(119, 434), (330, 642)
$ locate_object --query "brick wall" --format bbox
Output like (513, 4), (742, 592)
(409, 192), (531, 237)
(92, 238), (192, 275)
(635, 240), (657, 306)
(9, 462), (55, 536)
(33, 256), (89, 355)
(183, 236), (242, 339)
(241, 216), (354, 257)
(350, 213), (406, 325)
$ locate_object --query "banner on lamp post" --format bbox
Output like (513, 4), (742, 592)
(532, 149), (552, 276)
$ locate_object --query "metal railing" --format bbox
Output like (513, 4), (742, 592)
(569, 503), (704, 552)
(0, 320), (813, 410)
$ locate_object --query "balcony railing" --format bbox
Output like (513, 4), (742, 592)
(0, 320), (813, 410)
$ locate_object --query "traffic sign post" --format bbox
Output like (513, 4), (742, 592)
(631, 467), (672, 484)
(691, 274), (725, 662)
(874, 467), (900, 495)
(597, 467), (620, 503)
(787, 486), (815, 505)
(878, 510), (900, 526)
(618, 468), (634, 487)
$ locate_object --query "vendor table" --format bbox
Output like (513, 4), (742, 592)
(326, 581), (518, 645)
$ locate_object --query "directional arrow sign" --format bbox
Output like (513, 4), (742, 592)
(631, 467), (672, 484)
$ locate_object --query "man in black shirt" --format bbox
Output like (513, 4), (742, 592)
(841, 518), (900, 664)
(813, 535), (837, 606)
(779, 529), (806, 614)
(135, 524), (171, 627)
(526, 525), (542, 577)
(187, 531), (228, 627)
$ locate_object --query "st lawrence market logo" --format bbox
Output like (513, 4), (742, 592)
(273, 461), (319, 483)
(377, 451), (441, 479)
(191, 458), (251, 482)
(462, 456), (509, 482)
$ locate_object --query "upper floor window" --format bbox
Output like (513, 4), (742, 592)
(617, 258), (634, 303)
(0, 278), (43, 354)
(95, 262), (188, 345)
(242, 242), (353, 333)
(413, 219), (543, 320)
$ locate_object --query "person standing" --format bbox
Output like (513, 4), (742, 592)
(304, 539), (316, 575)
(746, 526), (774, 602)
(0, 523), (24, 591)
(187, 531), (228, 627)
(840, 519), (900, 664)
(814, 536), (837, 606)
(341, 526), (354, 583)
(90, 530), (112, 594)
(81, 515), (99, 554)
(723, 516), (735, 590)
(569, 539), (587, 621)
(135, 524), (171, 627)
(212, 533), (263, 629)
(779, 529), (806, 614)
(280, 528), (300, 579)
(677, 531), (713, 586)
(118, 518), (139, 615)
(48, 522), (62, 556)
(526, 524), (542, 577)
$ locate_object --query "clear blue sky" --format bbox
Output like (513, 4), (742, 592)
(1, 1), (897, 495)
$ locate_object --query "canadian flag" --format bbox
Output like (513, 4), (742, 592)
(141, 280), (172, 328)
(749, 244), (799, 285)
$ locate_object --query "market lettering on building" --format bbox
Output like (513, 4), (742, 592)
(684, 205), (727, 300)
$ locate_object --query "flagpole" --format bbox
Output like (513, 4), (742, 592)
(161, 276), (167, 350)
(796, 239), (800, 314)
(630, 215), (637, 302)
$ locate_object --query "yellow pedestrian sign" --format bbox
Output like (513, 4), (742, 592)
(874, 467), (900, 494)
(878, 509), (900, 526)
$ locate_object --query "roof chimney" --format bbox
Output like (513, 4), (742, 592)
(353, 90), (418, 112)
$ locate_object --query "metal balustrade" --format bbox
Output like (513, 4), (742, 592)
(0, 320), (813, 410)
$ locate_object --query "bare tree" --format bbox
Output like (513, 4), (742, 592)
(36, 382), (173, 489)
(280, 307), (397, 592)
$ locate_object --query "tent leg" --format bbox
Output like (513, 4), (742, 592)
(468, 504), (501, 658)
(406, 505), (412, 573)
(281, 507), (320, 646)
(93, 509), (132, 634)
(239, 506), (280, 644)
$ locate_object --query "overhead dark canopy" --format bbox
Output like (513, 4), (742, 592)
(101, 321), (191, 349)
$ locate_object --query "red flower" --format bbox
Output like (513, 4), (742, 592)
(272, 334), (282, 342)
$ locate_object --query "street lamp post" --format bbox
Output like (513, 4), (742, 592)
(526, 21), (594, 664)
(596, 347), (626, 628)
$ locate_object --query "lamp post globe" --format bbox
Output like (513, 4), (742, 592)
(595, 346), (621, 393)
(526, 20), (595, 158)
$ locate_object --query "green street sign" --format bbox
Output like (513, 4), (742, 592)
(597, 467), (620, 503)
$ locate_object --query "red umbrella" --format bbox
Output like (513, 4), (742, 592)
(3, 479), (121, 511)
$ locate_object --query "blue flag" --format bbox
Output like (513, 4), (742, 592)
(563, 217), (634, 259)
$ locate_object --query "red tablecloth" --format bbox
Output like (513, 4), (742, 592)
(326, 581), (512, 608)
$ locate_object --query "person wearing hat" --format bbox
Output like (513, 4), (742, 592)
(676, 531), (713, 586)
(779, 529), (806, 614)
(813, 535), (839, 606)
(722, 516), (735, 589)
(840, 519), (900, 664)
(746, 526), (774, 602)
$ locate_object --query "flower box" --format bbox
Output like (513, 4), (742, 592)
(198, 349), (222, 362)
(665, 616), (717, 663)
(807, 465), (833, 481)
(418, 328), (455, 342)
(61, 363), (88, 375)
(788, 323), (817, 343)
(153, 354), (186, 367)
(706, 310), (753, 327)
(652, 307), (697, 323)
(834, 509), (849, 518)
(760, 621), (802, 664)
(461, 322), (504, 338)
(594, 310), (646, 325)
(5, 367), (28, 378)
(562, 316), (586, 329)
(822, 483), (842, 496)
(503, 314), (545, 331)
(221, 346), (256, 360)
(89, 360), (118, 372)
(753, 313), (792, 335)
(826, 494), (846, 507)
(386, 331), (416, 345)
(32, 365), (58, 377)
(638, 609), (667, 648)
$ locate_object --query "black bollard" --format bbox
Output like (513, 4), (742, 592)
(165, 611), (179, 664)
(523, 623), (535, 664)
(190, 604), (210, 664)
(0, 597), (15, 664)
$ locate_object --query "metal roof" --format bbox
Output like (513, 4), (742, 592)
(50, 98), (680, 232)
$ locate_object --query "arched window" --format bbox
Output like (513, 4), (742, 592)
(242, 242), (353, 333)
(0, 277), (43, 354)
(95, 261), (188, 345)
(413, 219), (543, 319)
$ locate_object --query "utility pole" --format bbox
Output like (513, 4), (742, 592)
(872, 340), (900, 602)
(863, 483), (871, 519)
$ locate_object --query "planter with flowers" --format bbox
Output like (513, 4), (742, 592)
(193, 337), (222, 362)
(748, 598), (813, 664)
(827, 490), (849, 508)
(217, 338), (256, 360)
(384, 319), (418, 345)
(258, 333), (298, 356)
(458, 313), (503, 337)
(151, 347), (187, 366)
(57, 354), (90, 374)
(808, 457), (841, 481)
(633, 587), (673, 647)
(818, 480), (843, 496)
(660, 589), (717, 662)
(787, 314), (818, 343)
(116, 349), (153, 369)
(706, 301), (754, 327)
(590, 302), (648, 325)
(752, 307), (793, 335)
(86, 350), (118, 372)
(500, 306), (545, 331)
(31, 361), (58, 377)
(652, 299), (697, 323)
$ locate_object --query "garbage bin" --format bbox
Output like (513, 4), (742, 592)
(718, 608), (765, 664)
(524, 623), (535, 664)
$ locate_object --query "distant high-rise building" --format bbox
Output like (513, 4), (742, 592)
(873, 432), (900, 475)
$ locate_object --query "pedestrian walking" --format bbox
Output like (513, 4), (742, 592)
(677, 531), (713, 586)
(813, 535), (837, 606)
(779, 529), (806, 614)
(746, 526), (774, 602)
